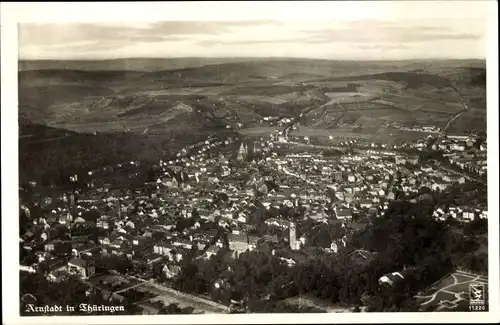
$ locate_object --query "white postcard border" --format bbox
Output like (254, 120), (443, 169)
(2, 2), (499, 324)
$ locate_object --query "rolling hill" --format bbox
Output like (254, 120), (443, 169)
(18, 58), (263, 72)
(18, 58), (486, 185)
(22, 61), (485, 132)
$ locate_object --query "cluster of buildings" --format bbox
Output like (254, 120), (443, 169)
(433, 134), (483, 151)
(19, 128), (488, 292)
(260, 116), (294, 127)
(19, 194), (99, 282)
(432, 206), (488, 223)
(266, 147), (473, 222)
(445, 151), (487, 176)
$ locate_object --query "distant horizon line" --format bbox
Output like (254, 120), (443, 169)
(18, 56), (485, 62)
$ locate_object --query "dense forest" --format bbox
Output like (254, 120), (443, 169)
(166, 199), (487, 312)
(18, 122), (214, 188)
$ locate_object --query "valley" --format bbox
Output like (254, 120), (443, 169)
(18, 58), (486, 186)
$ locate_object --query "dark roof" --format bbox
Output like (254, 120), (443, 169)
(39, 257), (67, 271)
(68, 257), (89, 268)
(248, 236), (261, 245)
(337, 209), (353, 216)
(228, 233), (247, 243)
(347, 222), (369, 231)
(262, 234), (279, 243)
(206, 245), (220, 253)
(79, 242), (99, 252)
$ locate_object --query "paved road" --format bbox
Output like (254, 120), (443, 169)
(435, 87), (469, 143)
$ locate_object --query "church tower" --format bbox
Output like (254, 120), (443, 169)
(237, 141), (248, 162)
(289, 222), (298, 250)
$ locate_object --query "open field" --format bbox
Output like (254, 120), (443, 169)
(19, 59), (486, 134)
(88, 273), (142, 292)
(86, 273), (226, 313)
(290, 127), (371, 139)
(284, 295), (348, 313)
(141, 284), (229, 314)
(415, 271), (488, 311)
(239, 126), (281, 136)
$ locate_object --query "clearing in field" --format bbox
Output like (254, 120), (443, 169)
(284, 295), (349, 313)
(143, 284), (226, 314)
(289, 127), (372, 139)
(415, 271), (488, 311)
(239, 126), (281, 136)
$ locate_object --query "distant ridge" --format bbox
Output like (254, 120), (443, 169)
(18, 57), (296, 72)
(18, 57), (484, 72)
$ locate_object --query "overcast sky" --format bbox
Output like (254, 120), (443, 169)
(18, 3), (490, 60)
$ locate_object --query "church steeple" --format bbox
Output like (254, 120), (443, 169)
(237, 141), (248, 162)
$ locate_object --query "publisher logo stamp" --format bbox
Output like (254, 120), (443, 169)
(469, 283), (485, 305)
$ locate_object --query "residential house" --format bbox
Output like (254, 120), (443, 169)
(205, 245), (221, 259)
(173, 239), (193, 250)
(336, 209), (353, 220)
(379, 272), (405, 287)
(330, 237), (347, 253)
(161, 264), (181, 279)
(46, 268), (68, 283)
(395, 157), (406, 165)
(227, 233), (258, 257)
(407, 156), (419, 165)
(73, 241), (99, 258)
(67, 257), (95, 279)
(359, 199), (373, 209)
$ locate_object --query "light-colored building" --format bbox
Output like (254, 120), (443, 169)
(237, 142), (248, 162)
(379, 272), (404, 286)
(289, 222), (298, 250)
(67, 258), (95, 279)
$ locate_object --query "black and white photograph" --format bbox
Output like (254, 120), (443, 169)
(2, 1), (499, 324)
